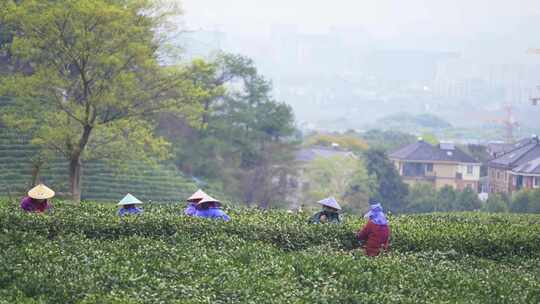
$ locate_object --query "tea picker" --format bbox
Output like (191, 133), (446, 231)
(308, 197), (342, 224)
(356, 199), (391, 256)
(20, 184), (55, 213)
(117, 193), (144, 216)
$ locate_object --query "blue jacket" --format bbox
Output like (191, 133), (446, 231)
(194, 207), (230, 221)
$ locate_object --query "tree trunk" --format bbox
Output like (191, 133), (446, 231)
(69, 125), (93, 203)
(200, 99), (211, 130)
(30, 163), (41, 187)
(69, 154), (82, 203)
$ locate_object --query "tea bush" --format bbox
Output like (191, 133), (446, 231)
(0, 200), (539, 303)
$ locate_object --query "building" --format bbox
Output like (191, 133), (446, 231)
(488, 136), (540, 194)
(389, 140), (481, 191)
(487, 138), (531, 159)
(510, 158), (540, 191)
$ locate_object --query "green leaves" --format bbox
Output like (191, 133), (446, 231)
(0, 0), (200, 201)
(0, 200), (539, 303)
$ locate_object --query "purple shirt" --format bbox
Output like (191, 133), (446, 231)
(20, 197), (51, 213)
(184, 203), (197, 216)
(118, 206), (143, 216)
(194, 207), (230, 221)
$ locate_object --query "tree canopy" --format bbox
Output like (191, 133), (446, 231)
(158, 53), (299, 207)
(364, 148), (409, 213)
(0, 0), (200, 201)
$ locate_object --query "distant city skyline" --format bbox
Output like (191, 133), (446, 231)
(174, 0), (540, 132)
(180, 0), (540, 38)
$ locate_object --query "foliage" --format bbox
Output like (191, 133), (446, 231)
(482, 193), (509, 213)
(420, 132), (439, 146)
(364, 148), (408, 213)
(302, 155), (376, 212)
(374, 113), (452, 132)
(454, 188), (482, 211)
(511, 189), (540, 213)
(0, 200), (539, 303)
(0, 0), (195, 201)
(406, 185), (484, 213)
(435, 185), (457, 212)
(0, 127), (203, 202)
(360, 129), (416, 152)
(304, 132), (368, 153)
(162, 53), (299, 208)
(405, 183), (438, 213)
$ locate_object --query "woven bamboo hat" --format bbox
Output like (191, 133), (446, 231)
(118, 193), (143, 206)
(28, 184), (55, 200)
(317, 197), (342, 211)
(197, 194), (221, 206)
(187, 189), (208, 203)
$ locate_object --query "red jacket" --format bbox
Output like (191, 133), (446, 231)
(356, 220), (390, 256)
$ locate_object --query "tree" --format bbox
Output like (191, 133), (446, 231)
(529, 189), (540, 213)
(360, 129), (416, 152)
(482, 193), (509, 213)
(511, 189), (540, 213)
(364, 148), (409, 213)
(510, 190), (530, 213)
(159, 53), (299, 208)
(0, 0), (195, 201)
(420, 132), (439, 146)
(302, 155), (375, 212)
(454, 188), (482, 211)
(436, 185), (457, 211)
(405, 183), (437, 213)
(211, 64), (298, 207)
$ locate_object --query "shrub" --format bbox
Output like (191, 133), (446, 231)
(0, 200), (539, 303)
(482, 193), (509, 213)
(511, 189), (531, 213)
(405, 183), (437, 213)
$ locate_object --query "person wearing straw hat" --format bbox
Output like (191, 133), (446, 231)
(185, 189), (207, 216)
(20, 184), (55, 213)
(117, 193), (144, 216)
(194, 194), (230, 221)
(356, 198), (390, 257)
(309, 197), (342, 224)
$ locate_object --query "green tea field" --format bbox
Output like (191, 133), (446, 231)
(1, 200), (539, 303)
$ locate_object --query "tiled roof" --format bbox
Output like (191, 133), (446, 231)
(488, 138), (531, 155)
(389, 141), (478, 163)
(488, 138), (540, 169)
(511, 157), (540, 175)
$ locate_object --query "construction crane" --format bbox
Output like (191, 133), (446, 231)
(527, 49), (540, 105)
(532, 86), (540, 106)
(484, 104), (519, 144)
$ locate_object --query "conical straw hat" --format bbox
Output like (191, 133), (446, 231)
(187, 189), (208, 202)
(28, 184), (55, 200)
(118, 193), (143, 206)
(197, 194), (221, 206)
(317, 197), (342, 210)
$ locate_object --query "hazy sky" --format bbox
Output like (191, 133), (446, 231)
(180, 0), (540, 38)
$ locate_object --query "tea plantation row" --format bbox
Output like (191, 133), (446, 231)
(0, 128), (200, 202)
(1, 200), (539, 303)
